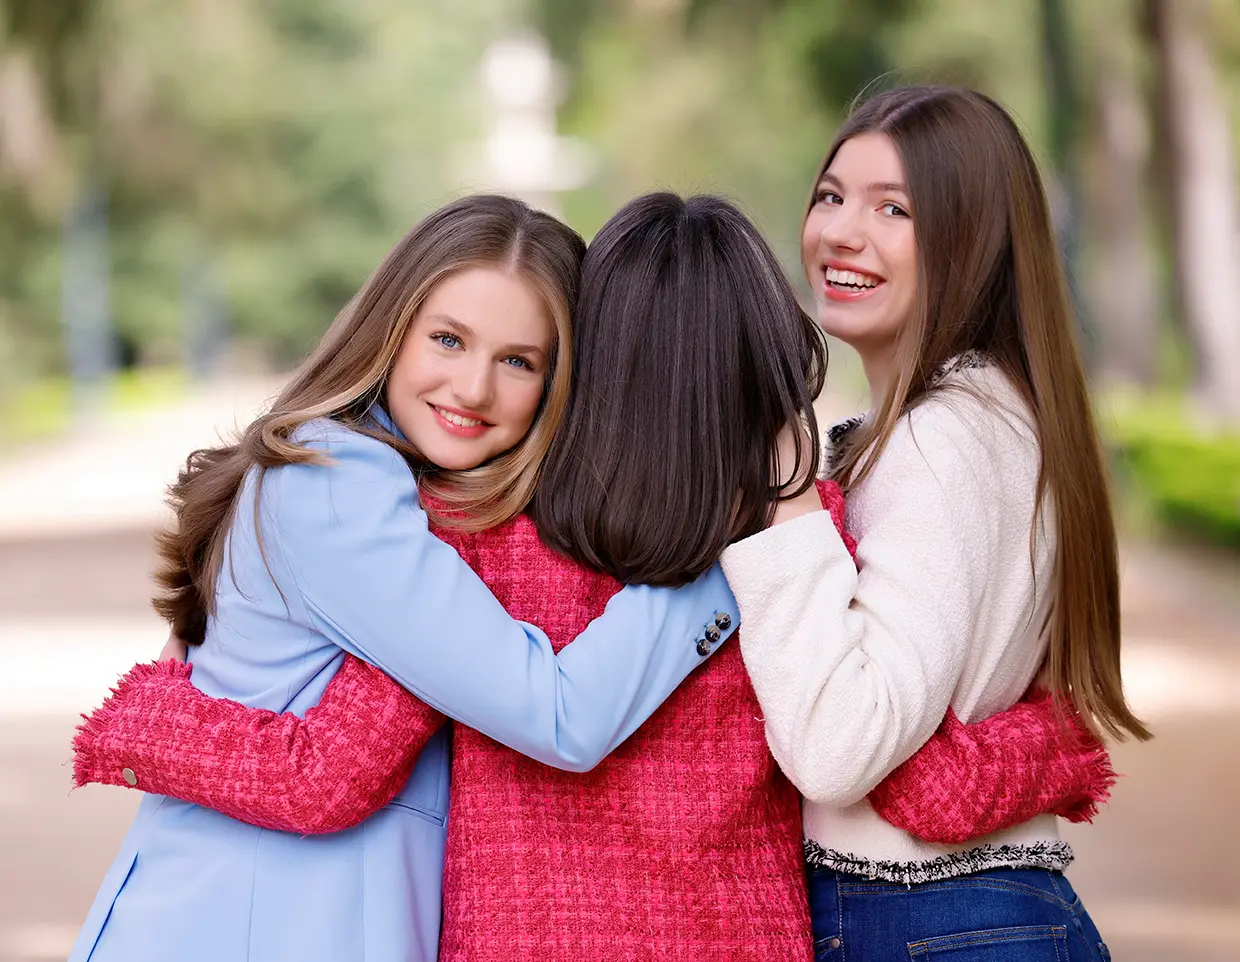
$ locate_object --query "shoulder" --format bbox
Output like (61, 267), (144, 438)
(285, 418), (412, 479)
(901, 363), (1038, 474)
(846, 365), (1039, 532)
(287, 418), (402, 461)
(261, 419), (422, 524)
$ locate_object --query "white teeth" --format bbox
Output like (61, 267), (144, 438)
(436, 408), (484, 428)
(825, 267), (879, 288)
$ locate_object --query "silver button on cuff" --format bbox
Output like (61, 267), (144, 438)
(121, 767), (138, 787)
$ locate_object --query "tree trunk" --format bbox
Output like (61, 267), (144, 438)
(1040, 0), (1097, 367)
(1081, 11), (1159, 386)
(1145, 0), (1240, 422)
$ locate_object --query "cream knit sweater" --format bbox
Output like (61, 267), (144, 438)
(720, 359), (1073, 883)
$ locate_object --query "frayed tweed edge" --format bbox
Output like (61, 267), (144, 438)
(1057, 744), (1117, 824)
(804, 838), (1075, 886)
(71, 659), (194, 789)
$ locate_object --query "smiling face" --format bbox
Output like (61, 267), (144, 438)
(802, 132), (919, 380)
(387, 266), (553, 471)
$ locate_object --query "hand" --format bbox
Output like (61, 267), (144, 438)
(158, 631), (189, 663)
(772, 421), (816, 490)
(770, 421), (823, 527)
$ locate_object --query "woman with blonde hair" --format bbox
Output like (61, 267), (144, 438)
(727, 85), (1146, 960)
(69, 194), (744, 962)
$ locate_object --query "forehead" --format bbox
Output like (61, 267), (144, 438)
(418, 267), (552, 345)
(824, 132), (904, 185)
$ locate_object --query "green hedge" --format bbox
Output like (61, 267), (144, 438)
(1106, 399), (1240, 549)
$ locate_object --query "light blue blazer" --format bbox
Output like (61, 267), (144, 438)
(71, 416), (738, 962)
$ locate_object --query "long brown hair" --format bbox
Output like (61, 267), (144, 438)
(814, 85), (1149, 741)
(532, 193), (826, 586)
(155, 195), (585, 645)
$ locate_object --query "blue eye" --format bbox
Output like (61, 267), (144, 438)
(434, 333), (461, 349)
(504, 355), (533, 370)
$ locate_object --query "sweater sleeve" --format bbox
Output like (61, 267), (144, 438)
(73, 656), (444, 834)
(868, 689), (1117, 844)
(722, 404), (1007, 807)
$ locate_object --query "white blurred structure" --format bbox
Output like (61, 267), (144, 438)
(467, 32), (594, 215)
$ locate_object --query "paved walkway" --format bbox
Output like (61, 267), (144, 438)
(0, 377), (280, 539)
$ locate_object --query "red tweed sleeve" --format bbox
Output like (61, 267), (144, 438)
(868, 689), (1116, 845)
(815, 480), (858, 561)
(73, 655), (445, 834)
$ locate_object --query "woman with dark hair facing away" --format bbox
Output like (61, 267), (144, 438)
(75, 192), (1112, 961)
(729, 85), (1146, 960)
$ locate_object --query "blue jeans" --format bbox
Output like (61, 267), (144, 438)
(807, 866), (1112, 961)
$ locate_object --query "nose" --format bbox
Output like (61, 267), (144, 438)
(817, 201), (865, 254)
(451, 355), (495, 411)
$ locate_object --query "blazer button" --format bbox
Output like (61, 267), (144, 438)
(714, 613), (732, 631)
(121, 768), (138, 787)
(696, 638), (711, 657)
(704, 625), (721, 643)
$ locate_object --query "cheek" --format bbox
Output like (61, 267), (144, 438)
(893, 249), (919, 332)
(897, 229), (918, 284)
(882, 231), (918, 309)
(503, 378), (547, 432)
(389, 339), (420, 384)
(393, 345), (440, 395)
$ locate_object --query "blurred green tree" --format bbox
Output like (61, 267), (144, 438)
(0, 0), (518, 384)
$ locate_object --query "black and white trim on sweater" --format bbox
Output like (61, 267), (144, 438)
(823, 414), (867, 474)
(804, 838), (1075, 886)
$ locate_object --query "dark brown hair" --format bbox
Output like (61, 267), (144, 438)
(810, 85), (1148, 741)
(532, 192), (826, 586)
(155, 195), (585, 645)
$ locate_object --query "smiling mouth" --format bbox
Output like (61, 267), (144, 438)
(434, 407), (486, 428)
(824, 266), (882, 292)
(430, 404), (492, 437)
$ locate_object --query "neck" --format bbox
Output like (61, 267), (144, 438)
(858, 345), (896, 410)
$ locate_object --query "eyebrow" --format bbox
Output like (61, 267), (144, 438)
(425, 314), (548, 357)
(819, 172), (908, 195)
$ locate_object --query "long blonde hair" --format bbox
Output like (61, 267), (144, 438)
(154, 195), (585, 645)
(815, 86), (1150, 741)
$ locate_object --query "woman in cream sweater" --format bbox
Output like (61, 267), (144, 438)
(723, 85), (1149, 961)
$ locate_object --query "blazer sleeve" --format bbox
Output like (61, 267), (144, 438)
(72, 480), (848, 832)
(73, 656), (443, 834)
(260, 426), (738, 773)
(867, 689), (1116, 844)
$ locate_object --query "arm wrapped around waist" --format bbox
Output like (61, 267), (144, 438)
(868, 688), (1115, 845)
(73, 655), (445, 834)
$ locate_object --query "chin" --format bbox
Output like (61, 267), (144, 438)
(818, 312), (882, 347)
(816, 314), (855, 343)
(428, 451), (486, 472)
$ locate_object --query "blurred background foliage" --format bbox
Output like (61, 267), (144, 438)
(1, 0), (1239, 545)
